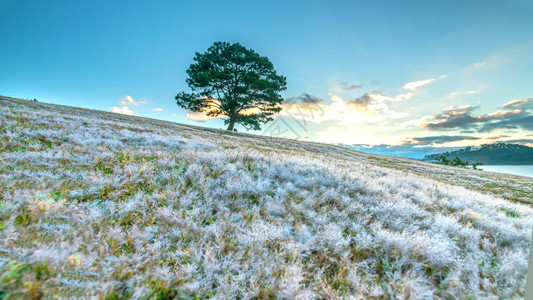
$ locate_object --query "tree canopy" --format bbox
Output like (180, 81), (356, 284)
(175, 42), (287, 131)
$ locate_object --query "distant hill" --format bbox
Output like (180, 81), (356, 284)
(423, 143), (533, 165)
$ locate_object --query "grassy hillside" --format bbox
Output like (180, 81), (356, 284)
(1, 96), (532, 298)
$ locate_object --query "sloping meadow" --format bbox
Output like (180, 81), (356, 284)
(1, 97), (532, 298)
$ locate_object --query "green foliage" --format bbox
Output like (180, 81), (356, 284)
(0, 261), (50, 299)
(434, 153), (471, 168)
(451, 156), (469, 168)
(175, 41), (287, 131)
(472, 161), (483, 170)
(501, 206), (518, 218)
(437, 154), (450, 165)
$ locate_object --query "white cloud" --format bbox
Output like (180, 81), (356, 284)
(449, 90), (478, 97)
(119, 95), (148, 106)
(152, 108), (164, 112)
(502, 98), (532, 109)
(329, 94), (343, 102)
(375, 92), (413, 102)
(403, 78), (435, 91)
(186, 111), (215, 122)
(111, 95), (149, 116)
(111, 106), (137, 116)
(469, 61), (487, 68)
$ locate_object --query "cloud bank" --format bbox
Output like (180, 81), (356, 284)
(400, 135), (481, 146)
(418, 98), (533, 132)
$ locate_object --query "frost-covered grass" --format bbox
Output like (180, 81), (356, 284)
(1, 96), (532, 299)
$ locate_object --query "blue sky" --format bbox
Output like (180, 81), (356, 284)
(1, 0), (532, 156)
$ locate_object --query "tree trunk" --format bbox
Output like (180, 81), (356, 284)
(226, 119), (235, 131)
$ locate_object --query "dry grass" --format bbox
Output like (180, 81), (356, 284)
(0, 96), (532, 299)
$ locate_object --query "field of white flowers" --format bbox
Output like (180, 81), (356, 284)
(1, 96), (532, 299)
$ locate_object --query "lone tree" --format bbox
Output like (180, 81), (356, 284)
(175, 42), (287, 131)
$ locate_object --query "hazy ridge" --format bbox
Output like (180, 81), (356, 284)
(424, 143), (533, 165)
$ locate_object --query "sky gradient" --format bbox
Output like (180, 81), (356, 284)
(1, 0), (532, 157)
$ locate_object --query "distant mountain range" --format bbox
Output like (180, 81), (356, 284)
(423, 143), (533, 165)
